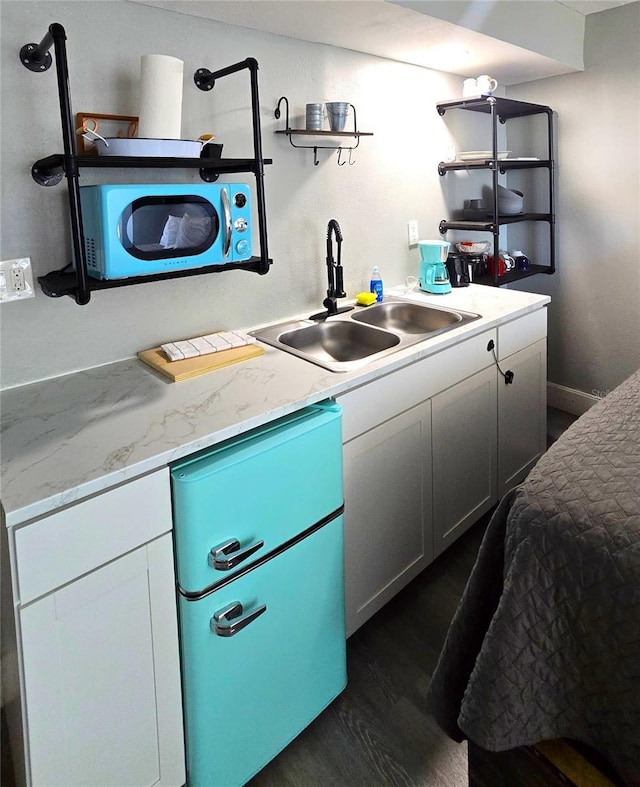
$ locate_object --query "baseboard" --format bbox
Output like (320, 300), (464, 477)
(547, 383), (600, 416)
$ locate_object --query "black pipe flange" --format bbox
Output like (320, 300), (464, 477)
(20, 42), (52, 72)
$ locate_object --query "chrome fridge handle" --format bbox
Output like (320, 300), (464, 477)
(221, 187), (232, 258)
(208, 538), (265, 571)
(212, 601), (267, 637)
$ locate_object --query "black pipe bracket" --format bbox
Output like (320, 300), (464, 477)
(20, 42), (53, 72)
(32, 156), (64, 187)
(194, 68), (215, 91)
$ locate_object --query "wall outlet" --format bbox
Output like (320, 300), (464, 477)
(0, 258), (35, 303)
(407, 220), (419, 247)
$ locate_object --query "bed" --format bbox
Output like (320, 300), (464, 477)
(427, 369), (640, 786)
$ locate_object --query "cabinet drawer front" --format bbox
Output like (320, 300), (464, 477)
(497, 308), (547, 360)
(15, 469), (172, 604)
(340, 329), (495, 441)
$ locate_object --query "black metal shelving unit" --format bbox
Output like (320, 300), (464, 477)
(21, 23), (273, 305)
(436, 96), (555, 287)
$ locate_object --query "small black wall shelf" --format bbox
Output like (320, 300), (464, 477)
(22, 23), (273, 304)
(274, 96), (373, 165)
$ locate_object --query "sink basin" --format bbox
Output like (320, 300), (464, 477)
(279, 320), (399, 363)
(249, 299), (481, 373)
(351, 301), (462, 334)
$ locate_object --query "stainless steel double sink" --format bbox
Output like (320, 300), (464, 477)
(249, 299), (481, 372)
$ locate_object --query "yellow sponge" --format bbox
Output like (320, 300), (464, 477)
(355, 291), (377, 306)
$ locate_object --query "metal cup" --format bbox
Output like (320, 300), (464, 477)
(326, 102), (349, 132)
(305, 103), (324, 130)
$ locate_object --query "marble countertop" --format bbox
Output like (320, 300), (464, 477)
(0, 285), (549, 527)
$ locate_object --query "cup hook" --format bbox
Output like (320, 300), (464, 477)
(338, 147), (355, 166)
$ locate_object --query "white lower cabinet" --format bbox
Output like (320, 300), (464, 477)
(343, 400), (432, 637)
(339, 328), (497, 635)
(9, 470), (185, 787)
(340, 307), (547, 634)
(431, 366), (497, 557)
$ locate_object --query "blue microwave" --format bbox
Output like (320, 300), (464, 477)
(79, 183), (253, 280)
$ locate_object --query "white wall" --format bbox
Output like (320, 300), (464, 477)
(0, 0), (482, 389)
(506, 1), (640, 396)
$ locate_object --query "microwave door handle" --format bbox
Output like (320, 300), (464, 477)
(221, 187), (232, 258)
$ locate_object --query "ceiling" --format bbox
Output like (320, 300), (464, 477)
(130, 0), (638, 85)
(557, 0), (635, 13)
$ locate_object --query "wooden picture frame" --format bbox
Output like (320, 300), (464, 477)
(76, 112), (139, 155)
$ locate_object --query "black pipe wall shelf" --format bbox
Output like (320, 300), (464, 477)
(31, 155), (271, 187)
(22, 23), (273, 304)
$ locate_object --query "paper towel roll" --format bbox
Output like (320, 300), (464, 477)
(138, 54), (184, 140)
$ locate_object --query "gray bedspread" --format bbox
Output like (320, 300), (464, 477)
(427, 369), (640, 786)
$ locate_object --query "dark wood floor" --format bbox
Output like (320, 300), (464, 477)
(249, 511), (491, 787)
(547, 406), (579, 446)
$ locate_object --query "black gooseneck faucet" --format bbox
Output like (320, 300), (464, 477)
(310, 219), (354, 320)
(325, 219), (345, 313)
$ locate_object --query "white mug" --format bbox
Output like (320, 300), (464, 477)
(462, 78), (478, 97)
(476, 74), (498, 94)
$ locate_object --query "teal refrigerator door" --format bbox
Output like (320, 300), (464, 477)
(171, 402), (343, 595)
(178, 514), (347, 787)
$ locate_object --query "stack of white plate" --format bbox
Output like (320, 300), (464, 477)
(458, 150), (511, 161)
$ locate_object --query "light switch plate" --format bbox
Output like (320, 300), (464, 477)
(407, 220), (419, 247)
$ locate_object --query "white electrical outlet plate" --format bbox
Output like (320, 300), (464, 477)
(407, 220), (419, 247)
(0, 258), (36, 303)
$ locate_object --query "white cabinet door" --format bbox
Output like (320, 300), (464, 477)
(343, 400), (432, 637)
(19, 533), (185, 787)
(432, 366), (497, 558)
(498, 338), (547, 497)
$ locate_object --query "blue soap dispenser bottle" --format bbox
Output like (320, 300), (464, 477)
(370, 266), (383, 302)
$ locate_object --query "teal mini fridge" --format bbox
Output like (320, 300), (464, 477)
(170, 402), (347, 786)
